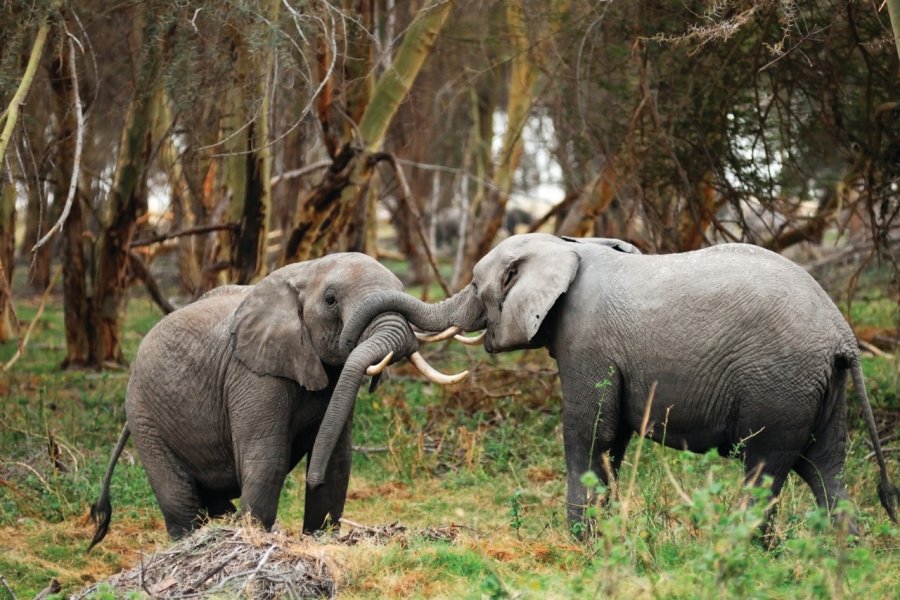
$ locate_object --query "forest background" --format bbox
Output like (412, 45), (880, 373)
(0, 1), (898, 597)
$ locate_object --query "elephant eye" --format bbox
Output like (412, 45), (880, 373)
(324, 289), (337, 307)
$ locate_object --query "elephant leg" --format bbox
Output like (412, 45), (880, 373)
(303, 411), (354, 534)
(130, 423), (205, 538)
(235, 441), (290, 530)
(792, 402), (858, 535)
(560, 364), (621, 531)
(230, 383), (293, 530)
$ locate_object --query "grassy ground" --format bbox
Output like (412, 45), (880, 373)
(0, 276), (898, 599)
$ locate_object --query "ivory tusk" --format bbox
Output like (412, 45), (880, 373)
(365, 351), (394, 376)
(453, 331), (486, 345)
(409, 351), (469, 385)
(414, 326), (461, 343)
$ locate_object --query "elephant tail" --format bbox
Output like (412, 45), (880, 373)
(87, 424), (130, 552)
(850, 358), (899, 523)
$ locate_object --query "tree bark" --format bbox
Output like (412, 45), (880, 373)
(90, 5), (162, 367)
(46, 43), (92, 368)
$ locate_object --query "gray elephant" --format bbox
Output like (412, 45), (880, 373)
(340, 233), (898, 535)
(89, 253), (465, 548)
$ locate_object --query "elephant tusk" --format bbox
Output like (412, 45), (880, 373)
(414, 326), (461, 343)
(453, 331), (486, 345)
(365, 351), (394, 376)
(409, 351), (469, 385)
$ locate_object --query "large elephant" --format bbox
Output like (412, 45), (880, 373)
(340, 233), (898, 534)
(89, 253), (465, 548)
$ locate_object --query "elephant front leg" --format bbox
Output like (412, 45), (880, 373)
(236, 442), (291, 530)
(560, 363), (623, 535)
(303, 411), (354, 534)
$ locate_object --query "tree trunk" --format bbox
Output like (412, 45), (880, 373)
(47, 46), (92, 368)
(556, 164), (618, 238)
(0, 10), (51, 332)
(17, 95), (53, 291)
(284, 0), (452, 264)
(155, 93), (201, 295)
(228, 0), (279, 284)
(91, 6), (162, 367)
(339, 0), (376, 254)
(0, 179), (15, 342)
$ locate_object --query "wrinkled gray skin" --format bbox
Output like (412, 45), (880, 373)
(90, 253), (419, 547)
(342, 233), (898, 535)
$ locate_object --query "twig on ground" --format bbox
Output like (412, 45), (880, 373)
(858, 338), (891, 357)
(0, 574), (17, 600)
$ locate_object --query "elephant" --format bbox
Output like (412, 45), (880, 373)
(339, 233), (899, 535)
(88, 253), (466, 549)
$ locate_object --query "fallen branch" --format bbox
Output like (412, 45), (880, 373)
(33, 579), (60, 600)
(866, 447), (899, 461)
(0, 574), (16, 600)
(858, 338), (891, 358)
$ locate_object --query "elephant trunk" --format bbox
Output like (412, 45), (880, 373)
(339, 287), (484, 356)
(307, 315), (413, 488)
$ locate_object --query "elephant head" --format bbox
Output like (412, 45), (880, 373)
(229, 252), (465, 487)
(339, 234), (641, 355)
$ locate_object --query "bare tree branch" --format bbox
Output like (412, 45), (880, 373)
(374, 152), (451, 296)
(130, 223), (240, 248)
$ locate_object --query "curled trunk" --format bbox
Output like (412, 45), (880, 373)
(338, 287), (484, 357)
(307, 315), (414, 487)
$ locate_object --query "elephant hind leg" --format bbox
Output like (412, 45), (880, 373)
(131, 423), (206, 539)
(793, 368), (859, 535)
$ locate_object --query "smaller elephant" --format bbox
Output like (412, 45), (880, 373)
(89, 253), (465, 549)
(341, 234), (899, 536)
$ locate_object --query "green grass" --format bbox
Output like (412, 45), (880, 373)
(0, 285), (898, 599)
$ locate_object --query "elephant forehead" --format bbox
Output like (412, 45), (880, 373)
(274, 253), (403, 290)
(326, 254), (403, 289)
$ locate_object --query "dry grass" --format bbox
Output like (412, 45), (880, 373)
(73, 521), (338, 599)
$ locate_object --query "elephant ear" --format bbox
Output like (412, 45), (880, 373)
(495, 241), (579, 348)
(230, 276), (329, 391)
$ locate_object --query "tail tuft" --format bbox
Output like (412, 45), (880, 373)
(87, 496), (111, 552)
(877, 476), (900, 524)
